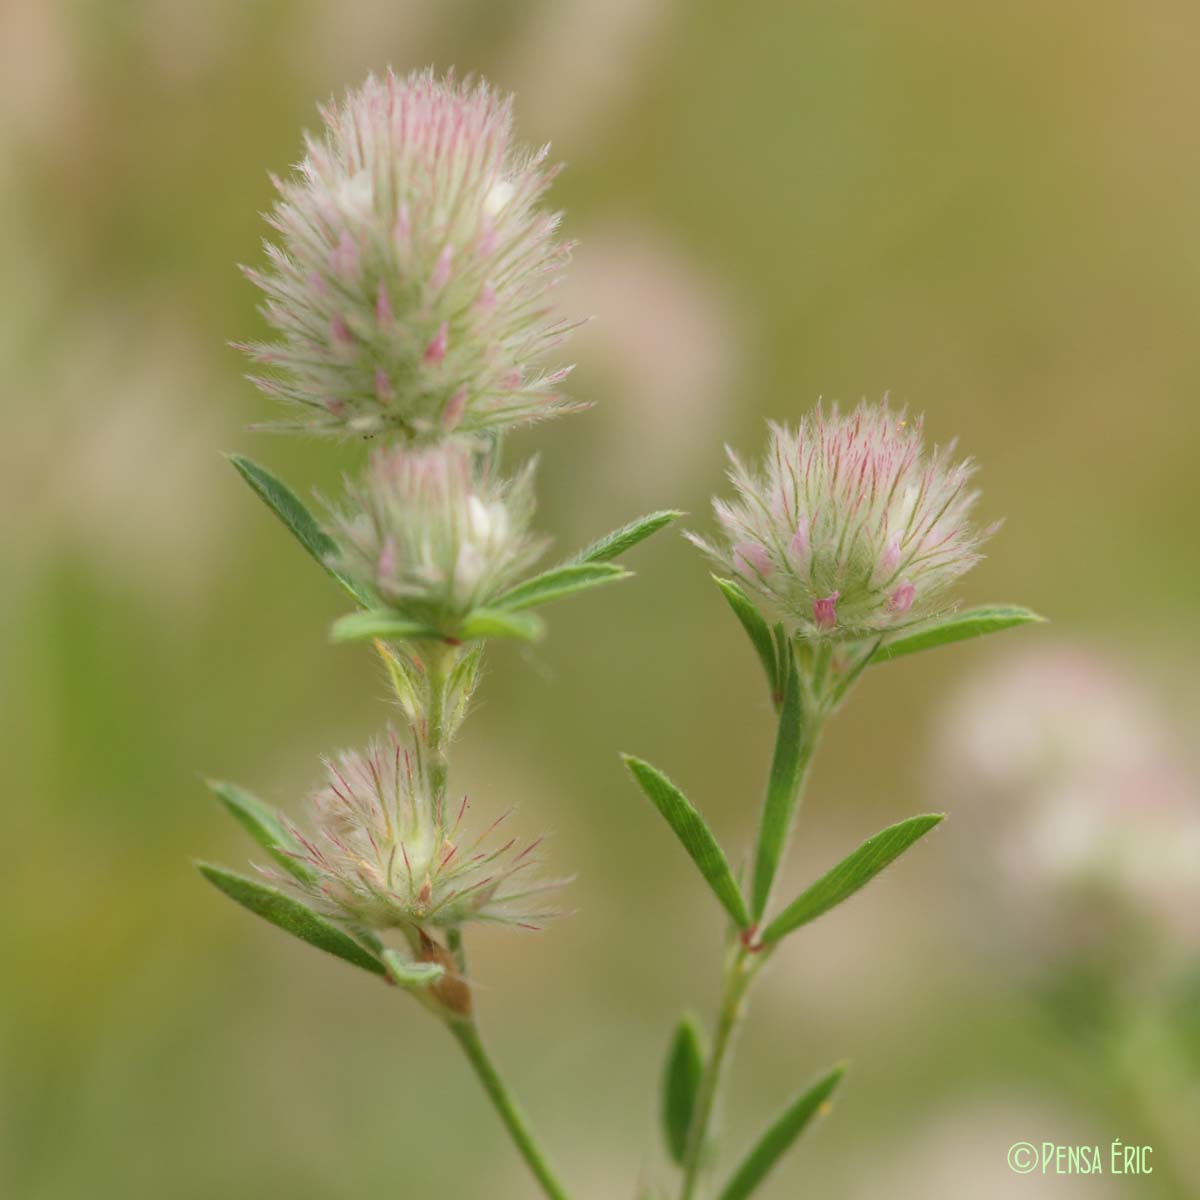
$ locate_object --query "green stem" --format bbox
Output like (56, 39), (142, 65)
(680, 944), (759, 1200)
(447, 1016), (572, 1200)
(425, 643), (454, 803)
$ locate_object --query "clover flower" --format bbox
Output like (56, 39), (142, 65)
(933, 646), (1200, 963)
(689, 401), (993, 638)
(239, 68), (580, 439)
(327, 441), (546, 631)
(281, 730), (560, 932)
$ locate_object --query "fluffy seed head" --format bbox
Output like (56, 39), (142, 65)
(240, 68), (581, 439)
(689, 401), (995, 638)
(327, 441), (546, 630)
(281, 730), (561, 931)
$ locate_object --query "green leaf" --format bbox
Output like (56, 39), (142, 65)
(622, 756), (750, 929)
(197, 863), (386, 977)
(713, 577), (779, 699)
(870, 605), (1046, 664)
(381, 949), (445, 990)
(662, 1015), (705, 1164)
(493, 563), (630, 612)
(750, 656), (806, 920)
(458, 608), (544, 641)
(572, 510), (684, 564)
(206, 779), (313, 883)
(330, 610), (442, 643)
(228, 455), (368, 605)
(761, 814), (945, 944)
(716, 1065), (845, 1200)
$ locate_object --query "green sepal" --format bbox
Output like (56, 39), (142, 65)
(458, 608), (545, 641)
(330, 610), (442, 643)
(622, 755), (750, 929)
(761, 814), (945, 944)
(716, 1064), (845, 1200)
(493, 563), (631, 612)
(197, 863), (386, 978)
(206, 779), (313, 883)
(228, 454), (368, 605)
(662, 1015), (705, 1164)
(870, 605), (1045, 664)
(381, 948), (446, 990)
(571, 510), (684, 564)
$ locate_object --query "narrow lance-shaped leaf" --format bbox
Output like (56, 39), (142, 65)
(197, 863), (386, 977)
(493, 563), (630, 612)
(572, 510), (684, 564)
(716, 1065), (845, 1200)
(750, 655), (806, 920)
(228, 455), (369, 605)
(622, 756), (750, 929)
(761, 814), (945, 944)
(713, 576), (780, 700)
(662, 1015), (705, 1165)
(207, 779), (314, 883)
(330, 610), (442, 644)
(870, 605), (1046, 665)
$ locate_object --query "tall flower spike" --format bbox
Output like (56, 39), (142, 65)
(327, 441), (547, 632)
(278, 729), (562, 932)
(689, 400), (996, 638)
(239, 68), (582, 439)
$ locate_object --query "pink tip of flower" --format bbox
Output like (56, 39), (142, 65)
(394, 203), (410, 244)
(732, 541), (773, 579)
(423, 322), (449, 365)
(788, 519), (810, 567)
(330, 231), (358, 280)
(376, 281), (393, 326)
(887, 580), (915, 615)
(500, 368), (522, 391)
(477, 221), (499, 258)
(476, 281), (497, 312)
(307, 270), (329, 296)
(441, 388), (468, 431)
(374, 369), (393, 403)
(377, 536), (396, 584)
(430, 245), (453, 291)
(813, 591), (840, 630)
(876, 535), (902, 581)
(331, 315), (353, 346)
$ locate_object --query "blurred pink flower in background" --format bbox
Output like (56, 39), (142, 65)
(931, 644), (1200, 968)
(560, 223), (741, 506)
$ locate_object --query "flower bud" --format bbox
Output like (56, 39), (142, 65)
(689, 401), (994, 638)
(279, 730), (563, 932)
(240, 68), (581, 439)
(328, 442), (547, 632)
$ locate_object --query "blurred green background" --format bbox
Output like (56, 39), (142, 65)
(3, 2), (1199, 1197)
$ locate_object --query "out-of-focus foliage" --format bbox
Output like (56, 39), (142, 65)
(3, 2), (1198, 1197)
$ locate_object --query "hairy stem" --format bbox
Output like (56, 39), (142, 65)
(424, 643), (455, 803)
(680, 944), (759, 1200)
(447, 1016), (573, 1200)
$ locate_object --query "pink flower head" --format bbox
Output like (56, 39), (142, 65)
(241, 68), (583, 439)
(687, 400), (993, 638)
(279, 729), (563, 931)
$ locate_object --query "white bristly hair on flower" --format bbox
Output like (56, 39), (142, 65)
(237, 67), (582, 439)
(688, 400), (996, 638)
(277, 729), (563, 932)
(327, 441), (547, 631)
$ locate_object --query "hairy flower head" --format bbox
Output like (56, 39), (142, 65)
(282, 730), (560, 931)
(328, 441), (546, 630)
(689, 401), (994, 638)
(240, 67), (580, 439)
